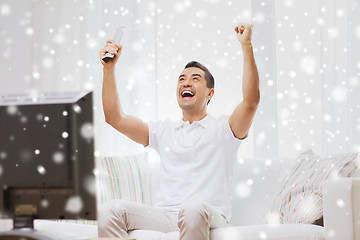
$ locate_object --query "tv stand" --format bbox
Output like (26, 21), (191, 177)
(0, 218), (88, 240)
(0, 228), (52, 240)
(0, 228), (88, 240)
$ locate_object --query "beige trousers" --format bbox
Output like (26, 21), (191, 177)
(97, 199), (229, 240)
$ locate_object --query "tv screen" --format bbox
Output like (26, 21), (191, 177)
(0, 91), (96, 221)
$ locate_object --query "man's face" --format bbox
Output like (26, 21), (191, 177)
(176, 67), (214, 111)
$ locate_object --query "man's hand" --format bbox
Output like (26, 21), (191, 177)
(99, 40), (122, 67)
(234, 23), (253, 46)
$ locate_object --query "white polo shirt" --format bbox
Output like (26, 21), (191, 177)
(147, 114), (242, 220)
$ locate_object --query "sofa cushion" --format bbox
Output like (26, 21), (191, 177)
(128, 224), (324, 240)
(269, 149), (360, 224)
(211, 224), (324, 240)
(129, 229), (179, 240)
(33, 221), (324, 240)
(95, 152), (151, 206)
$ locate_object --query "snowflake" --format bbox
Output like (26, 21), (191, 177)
(40, 199), (49, 208)
(174, 2), (186, 13)
(83, 174), (96, 196)
(265, 160), (272, 166)
(62, 132), (69, 139)
(6, 106), (18, 115)
(216, 58), (228, 68)
(86, 38), (98, 49)
(37, 165), (46, 175)
(26, 27), (34, 36)
(73, 104), (81, 113)
(331, 85), (347, 103)
(256, 131), (266, 145)
(54, 30), (66, 44)
(42, 57), (54, 69)
(316, 17), (325, 26)
(283, 0), (294, 7)
(32, 71), (41, 80)
(235, 182), (252, 198)
(300, 56), (317, 75)
(289, 71), (296, 78)
(323, 113), (332, 122)
(294, 142), (302, 151)
(53, 151), (65, 164)
(336, 9), (345, 18)
(253, 12), (265, 23)
(80, 122), (94, 140)
(259, 231), (267, 239)
(196, 10), (207, 19)
(77, 60), (84, 67)
(267, 80), (274, 86)
(0, 4), (11, 16)
(281, 119), (288, 126)
(0, 152), (6, 159)
(327, 27), (339, 38)
(65, 196), (83, 214)
(84, 82), (93, 90)
(94, 151), (101, 157)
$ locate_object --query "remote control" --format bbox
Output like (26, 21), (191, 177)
(102, 26), (126, 62)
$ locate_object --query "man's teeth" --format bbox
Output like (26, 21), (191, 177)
(182, 90), (194, 96)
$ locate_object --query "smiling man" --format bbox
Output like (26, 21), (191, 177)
(177, 63), (214, 119)
(98, 24), (260, 240)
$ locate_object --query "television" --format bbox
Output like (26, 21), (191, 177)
(0, 91), (96, 239)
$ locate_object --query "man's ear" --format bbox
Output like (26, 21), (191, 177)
(207, 88), (215, 100)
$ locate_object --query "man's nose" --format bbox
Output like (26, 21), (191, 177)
(183, 78), (192, 87)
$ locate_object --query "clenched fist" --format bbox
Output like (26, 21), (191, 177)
(234, 23), (253, 45)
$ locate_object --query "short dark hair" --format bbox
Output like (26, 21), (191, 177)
(184, 61), (215, 89)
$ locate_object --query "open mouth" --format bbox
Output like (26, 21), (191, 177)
(181, 90), (195, 98)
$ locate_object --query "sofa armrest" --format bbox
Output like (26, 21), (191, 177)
(323, 177), (360, 240)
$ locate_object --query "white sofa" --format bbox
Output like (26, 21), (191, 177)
(2, 156), (360, 240)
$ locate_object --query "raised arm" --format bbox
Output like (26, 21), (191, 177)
(229, 24), (260, 139)
(99, 40), (149, 146)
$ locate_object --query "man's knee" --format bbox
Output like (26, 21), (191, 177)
(97, 200), (128, 228)
(97, 200), (132, 237)
(178, 200), (210, 228)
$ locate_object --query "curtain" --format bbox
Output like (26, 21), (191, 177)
(254, 0), (360, 157)
(320, 0), (360, 155)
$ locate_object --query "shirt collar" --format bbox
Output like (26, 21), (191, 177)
(174, 114), (213, 129)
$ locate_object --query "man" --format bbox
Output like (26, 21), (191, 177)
(98, 24), (259, 240)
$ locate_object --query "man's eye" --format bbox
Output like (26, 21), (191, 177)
(193, 78), (199, 81)
(179, 78), (184, 81)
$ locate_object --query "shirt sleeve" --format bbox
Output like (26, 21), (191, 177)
(147, 119), (169, 151)
(221, 115), (244, 146)
(147, 121), (159, 151)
